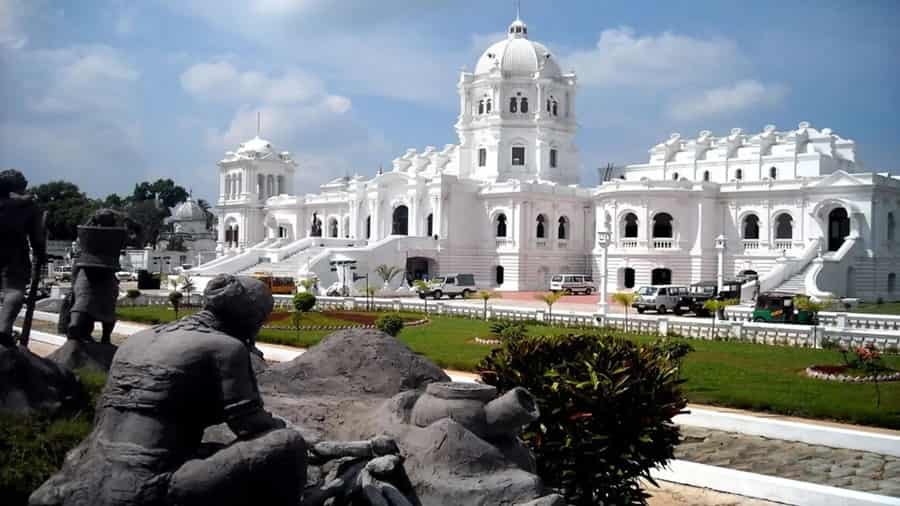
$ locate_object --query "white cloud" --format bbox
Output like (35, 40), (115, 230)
(0, 0), (32, 49)
(565, 27), (744, 88)
(28, 45), (139, 114)
(180, 61), (326, 105)
(667, 80), (789, 120)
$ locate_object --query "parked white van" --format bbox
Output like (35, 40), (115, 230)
(633, 285), (689, 314)
(549, 274), (595, 295)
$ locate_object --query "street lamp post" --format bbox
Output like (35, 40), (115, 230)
(597, 230), (611, 315)
(715, 235), (726, 293)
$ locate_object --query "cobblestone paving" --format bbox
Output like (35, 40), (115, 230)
(676, 426), (900, 497)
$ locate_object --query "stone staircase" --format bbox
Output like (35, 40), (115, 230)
(237, 249), (318, 277)
(775, 265), (810, 294)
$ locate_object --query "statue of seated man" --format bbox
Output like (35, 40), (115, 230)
(31, 274), (307, 506)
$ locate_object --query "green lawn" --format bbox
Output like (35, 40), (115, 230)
(114, 306), (900, 429)
(852, 302), (900, 315)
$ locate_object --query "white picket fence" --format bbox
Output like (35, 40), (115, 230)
(125, 293), (900, 352)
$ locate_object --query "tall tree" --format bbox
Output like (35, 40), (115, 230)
(127, 199), (168, 247)
(132, 179), (189, 209)
(31, 181), (98, 240)
(197, 198), (216, 231)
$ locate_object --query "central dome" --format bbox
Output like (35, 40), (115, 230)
(172, 197), (206, 221)
(474, 18), (561, 78)
(236, 136), (275, 157)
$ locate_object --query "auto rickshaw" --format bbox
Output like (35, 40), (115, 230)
(751, 292), (816, 324)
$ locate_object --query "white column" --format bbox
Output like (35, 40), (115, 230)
(716, 235), (726, 292)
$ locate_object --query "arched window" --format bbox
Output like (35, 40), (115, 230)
(703, 170), (710, 182)
(509, 97), (518, 113)
(769, 166), (778, 179)
(828, 207), (850, 252)
(775, 214), (793, 239)
(889, 273), (897, 294)
(329, 218), (338, 238)
(495, 265), (505, 285)
(888, 212), (896, 242)
(546, 98), (551, 112)
(651, 268), (672, 286)
(552, 99), (558, 116)
(257, 174), (264, 198)
(623, 213), (639, 238)
(478, 148), (487, 167)
(623, 267), (635, 289)
(520, 97), (528, 113)
(652, 213), (673, 238)
(549, 148), (558, 168)
(735, 168), (743, 181)
(343, 216), (350, 238)
(496, 213), (507, 237)
(266, 175), (274, 197)
(486, 98), (492, 113)
(365, 215), (371, 239)
(743, 215), (760, 240)
(277, 175), (285, 195)
(672, 172), (679, 181)
(392, 205), (409, 235)
(478, 100), (484, 115)
(511, 146), (525, 166)
(427, 213), (434, 237)
(557, 216), (569, 240)
(224, 175), (231, 197)
(536, 214), (546, 238)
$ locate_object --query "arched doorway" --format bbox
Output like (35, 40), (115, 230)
(392, 205), (408, 235)
(426, 213), (434, 237)
(828, 207), (850, 252)
(622, 267), (635, 289)
(406, 257), (435, 282)
(651, 268), (671, 285)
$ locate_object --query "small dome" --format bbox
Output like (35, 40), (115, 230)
(172, 197), (206, 221)
(474, 19), (561, 78)
(236, 136), (275, 156)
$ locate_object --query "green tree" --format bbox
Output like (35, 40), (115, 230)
(413, 279), (431, 314)
(703, 298), (739, 339)
(794, 295), (832, 348)
(197, 198), (216, 231)
(31, 181), (98, 240)
(375, 264), (403, 289)
(611, 291), (637, 332)
(168, 291), (183, 320)
(535, 291), (564, 324)
(125, 289), (141, 307)
(477, 290), (500, 320)
(132, 179), (189, 209)
(127, 200), (168, 246)
(292, 292), (317, 340)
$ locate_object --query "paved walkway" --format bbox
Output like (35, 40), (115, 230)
(676, 425), (900, 497)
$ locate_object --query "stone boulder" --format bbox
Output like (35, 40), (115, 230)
(48, 339), (117, 372)
(0, 345), (85, 416)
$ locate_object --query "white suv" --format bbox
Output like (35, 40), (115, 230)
(633, 285), (688, 314)
(417, 273), (476, 299)
(549, 274), (595, 295)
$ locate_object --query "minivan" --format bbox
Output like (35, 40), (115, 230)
(417, 273), (477, 299)
(549, 274), (595, 295)
(633, 285), (689, 314)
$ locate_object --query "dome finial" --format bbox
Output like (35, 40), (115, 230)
(508, 1), (528, 39)
(515, 0), (521, 21)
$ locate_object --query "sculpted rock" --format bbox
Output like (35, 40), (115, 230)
(0, 345), (84, 417)
(47, 339), (117, 372)
(30, 275), (307, 506)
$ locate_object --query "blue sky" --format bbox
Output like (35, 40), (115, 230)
(2, 0), (899, 203)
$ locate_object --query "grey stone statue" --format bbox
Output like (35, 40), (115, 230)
(0, 169), (46, 348)
(31, 275), (307, 506)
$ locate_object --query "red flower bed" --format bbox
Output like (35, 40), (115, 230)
(808, 364), (849, 375)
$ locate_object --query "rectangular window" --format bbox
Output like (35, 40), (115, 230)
(478, 148), (487, 167)
(549, 149), (558, 168)
(511, 146), (525, 166)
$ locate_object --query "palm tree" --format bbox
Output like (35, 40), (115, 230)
(375, 264), (403, 291)
(476, 290), (501, 320)
(535, 291), (564, 324)
(413, 279), (431, 315)
(180, 274), (195, 306)
(794, 295), (832, 348)
(703, 298), (738, 339)
(611, 291), (637, 332)
(298, 277), (317, 294)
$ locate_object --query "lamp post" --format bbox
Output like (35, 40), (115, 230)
(597, 230), (611, 315)
(715, 235), (726, 293)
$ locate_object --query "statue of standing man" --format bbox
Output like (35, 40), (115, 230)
(0, 169), (46, 348)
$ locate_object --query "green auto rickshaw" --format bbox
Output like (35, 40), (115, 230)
(751, 292), (817, 324)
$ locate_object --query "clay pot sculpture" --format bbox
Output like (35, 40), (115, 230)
(410, 382), (540, 439)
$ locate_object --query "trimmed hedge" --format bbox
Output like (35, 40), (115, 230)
(375, 313), (405, 337)
(479, 334), (688, 505)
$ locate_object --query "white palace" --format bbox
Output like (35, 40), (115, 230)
(192, 15), (900, 303)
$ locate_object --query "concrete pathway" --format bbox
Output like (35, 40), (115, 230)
(676, 426), (900, 497)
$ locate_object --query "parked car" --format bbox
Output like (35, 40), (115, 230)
(684, 280), (743, 316)
(416, 273), (476, 299)
(752, 292), (816, 324)
(53, 265), (72, 282)
(549, 274), (595, 295)
(116, 270), (138, 282)
(633, 285), (689, 314)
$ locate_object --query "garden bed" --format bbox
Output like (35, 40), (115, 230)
(805, 364), (900, 382)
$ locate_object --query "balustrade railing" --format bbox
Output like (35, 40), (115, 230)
(652, 239), (674, 249)
(557, 240), (567, 249)
(495, 238), (515, 249)
(773, 239), (793, 251)
(742, 239), (760, 251)
(620, 239), (639, 248)
(535, 239), (548, 248)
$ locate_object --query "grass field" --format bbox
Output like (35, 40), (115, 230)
(115, 306), (900, 429)
(852, 302), (900, 315)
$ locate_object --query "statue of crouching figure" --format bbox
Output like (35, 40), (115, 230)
(31, 274), (307, 506)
